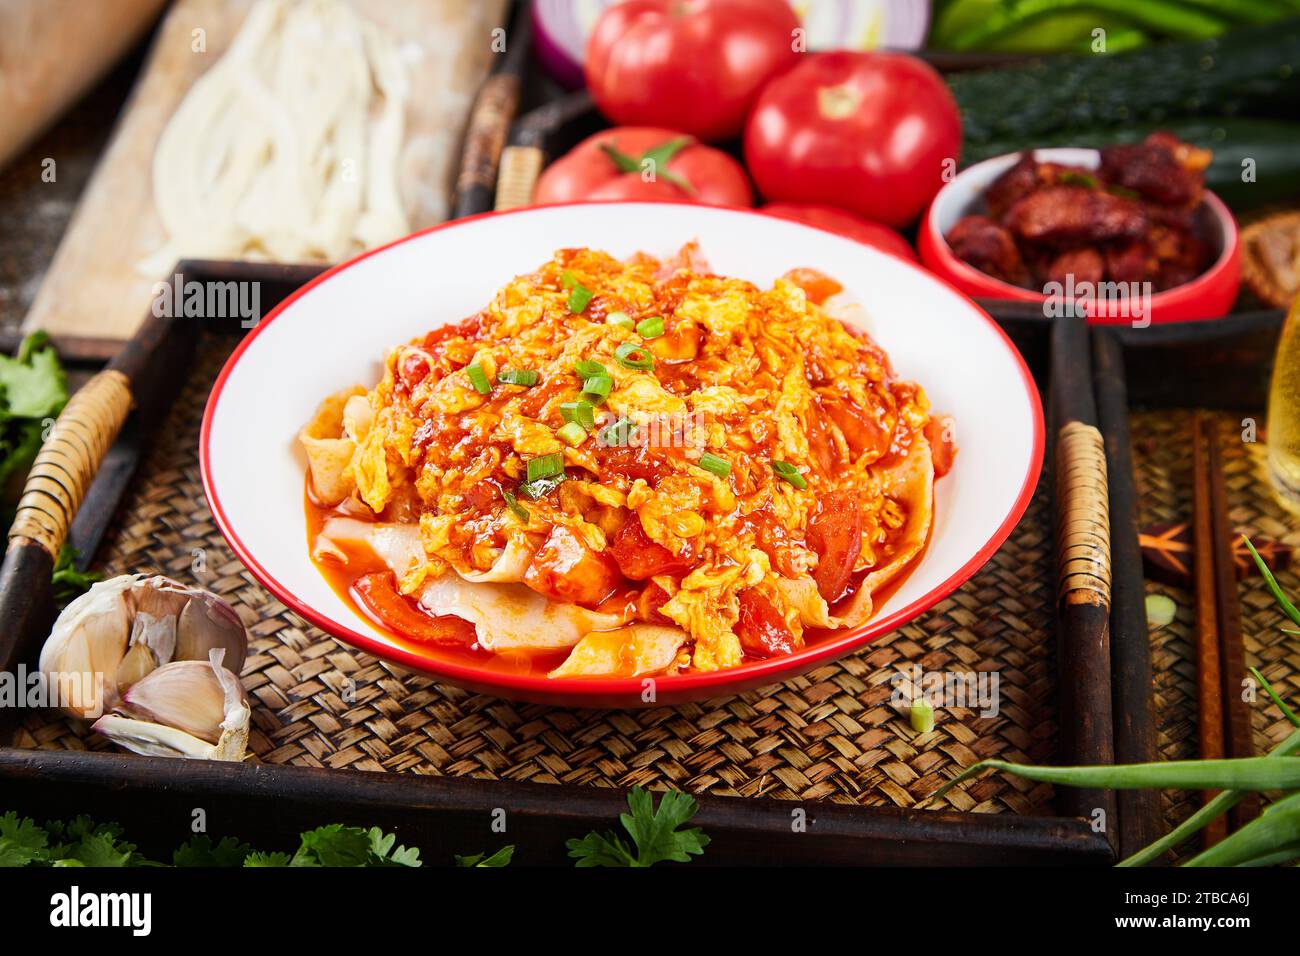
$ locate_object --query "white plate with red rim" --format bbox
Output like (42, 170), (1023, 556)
(201, 201), (1044, 707)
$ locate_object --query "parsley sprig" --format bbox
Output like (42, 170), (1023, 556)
(1, 786), (710, 868)
(566, 786), (710, 867)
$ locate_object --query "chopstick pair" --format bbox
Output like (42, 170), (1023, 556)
(1189, 411), (1259, 845)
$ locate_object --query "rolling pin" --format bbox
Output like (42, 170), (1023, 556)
(0, 0), (168, 170)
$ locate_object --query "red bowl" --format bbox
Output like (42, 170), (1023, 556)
(918, 148), (1241, 325)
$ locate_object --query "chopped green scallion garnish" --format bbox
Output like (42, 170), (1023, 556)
(465, 363), (491, 395)
(635, 316), (665, 339)
(567, 283), (594, 314)
(573, 359), (607, 379)
(771, 460), (808, 489)
(698, 453), (731, 478)
(600, 417), (636, 448)
(557, 422), (588, 447)
(526, 453), (565, 482)
(614, 342), (654, 371)
(582, 375), (613, 403)
(497, 368), (538, 387)
(502, 489), (529, 522)
(560, 401), (597, 429)
(606, 311), (634, 330)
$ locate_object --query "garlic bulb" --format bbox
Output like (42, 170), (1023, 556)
(92, 649), (251, 762)
(39, 574), (248, 720)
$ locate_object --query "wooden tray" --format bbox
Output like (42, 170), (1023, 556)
(5, 249), (1293, 866)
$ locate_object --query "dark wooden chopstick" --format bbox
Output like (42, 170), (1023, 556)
(1201, 414), (1260, 830)
(1190, 411), (1261, 846)
(1190, 411), (1228, 847)
(1091, 330), (1162, 858)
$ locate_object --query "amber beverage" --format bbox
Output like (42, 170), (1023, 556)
(1268, 296), (1300, 516)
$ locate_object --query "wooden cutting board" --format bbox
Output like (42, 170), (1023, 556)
(22, 0), (507, 341)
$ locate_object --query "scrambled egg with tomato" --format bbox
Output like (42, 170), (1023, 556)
(303, 245), (950, 678)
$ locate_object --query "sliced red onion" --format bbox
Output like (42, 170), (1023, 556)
(531, 0), (930, 90)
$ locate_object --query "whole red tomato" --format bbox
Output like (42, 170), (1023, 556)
(585, 0), (800, 142)
(759, 203), (917, 261)
(534, 127), (753, 206)
(745, 52), (962, 229)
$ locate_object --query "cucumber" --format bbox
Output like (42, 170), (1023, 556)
(949, 18), (1300, 145)
(960, 117), (1300, 211)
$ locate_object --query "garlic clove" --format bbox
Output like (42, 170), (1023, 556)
(91, 714), (224, 760)
(39, 577), (136, 719)
(176, 592), (248, 675)
(98, 649), (250, 761)
(117, 657), (247, 744)
(115, 640), (159, 691)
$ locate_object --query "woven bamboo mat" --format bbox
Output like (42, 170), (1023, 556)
(15, 335), (1300, 827)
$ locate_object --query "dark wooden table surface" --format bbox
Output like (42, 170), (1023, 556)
(0, 48), (146, 336)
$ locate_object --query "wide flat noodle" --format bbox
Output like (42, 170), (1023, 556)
(299, 386), (365, 505)
(418, 575), (623, 652)
(829, 433), (935, 629)
(549, 624), (687, 679)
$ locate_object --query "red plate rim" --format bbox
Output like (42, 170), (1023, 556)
(199, 200), (1046, 703)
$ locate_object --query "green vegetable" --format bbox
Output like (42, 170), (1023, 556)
(567, 786), (710, 867)
(581, 374), (613, 403)
(614, 342), (654, 371)
(910, 698), (935, 734)
(599, 417), (636, 447)
(606, 311), (634, 330)
(526, 453), (565, 482)
(636, 315), (665, 339)
(0, 812), (421, 867)
(454, 846), (515, 867)
(465, 363), (491, 395)
(51, 545), (100, 604)
(560, 400), (597, 429)
(497, 368), (538, 387)
(557, 421), (588, 447)
(0, 331), (68, 501)
(1184, 792), (1300, 867)
(948, 19), (1300, 147)
(698, 453), (731, 478)
(567, 283), (593, 314)
(1145, 593), (1176, 629)
(771, 460), (808, 489)
(961, 117), (1300, 212)
(935, 0), (1232, 53)
(502, 489), (529, 522)
(573, 359), (608, 379)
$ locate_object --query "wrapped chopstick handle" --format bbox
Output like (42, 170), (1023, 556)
(495, 144), (544, 211)
(1055, 420), (1112, 608)
(7, 369), (133, 559)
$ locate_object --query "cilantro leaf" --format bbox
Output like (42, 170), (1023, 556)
(366, 826), (421, 867)
(0, 333), (67, 419)
(173, 835), (252, 867)
(454, 845), (514, 867)
(0, 812), (49, 867)
(567, 787), (709, 867)
(62, 832), (135, 868)
(244, 851), (293, 867)
(52, 545), (100, 604)
(292, 825), (373, 867)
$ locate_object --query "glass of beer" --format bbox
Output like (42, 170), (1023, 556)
(1269, 295), (1300, 516)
